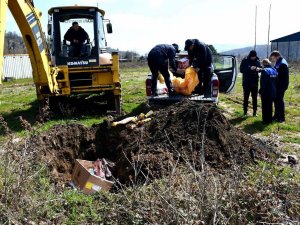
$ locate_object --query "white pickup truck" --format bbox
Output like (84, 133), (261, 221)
(146, 52), (238, 105)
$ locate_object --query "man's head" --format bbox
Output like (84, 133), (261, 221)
(262, 58), (271, 68)
(184, 39), (194, 51)
(72, 22), (80, 31)
(269, 51), (281, 64)
(172, 43), (180, 53)
(248, 50), (257, 61)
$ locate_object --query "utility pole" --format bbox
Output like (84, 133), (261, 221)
(254, 5), (257, 50)
(267, 4), (272, 57)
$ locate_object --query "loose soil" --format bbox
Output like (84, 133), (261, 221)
(28, 101), (277, 187)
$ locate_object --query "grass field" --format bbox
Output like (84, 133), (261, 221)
(219, 73), (300, 146)
(1, 66), (299, 146)
(0, 65), (299, 224)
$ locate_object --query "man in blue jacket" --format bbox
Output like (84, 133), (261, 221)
(240, 50), (262, 116)
(184, 39), (213, 96)
(258, 59), (278, 124)
(270, 51), (289, 122)
(148, 44), (180, 96)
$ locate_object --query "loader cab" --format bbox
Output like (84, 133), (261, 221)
(48, 6), (112, 68)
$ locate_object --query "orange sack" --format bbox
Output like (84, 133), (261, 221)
(172, 67), (199, 95)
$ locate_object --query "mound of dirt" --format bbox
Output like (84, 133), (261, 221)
(28, 101), (276, 186)
(95, 101), (276, 184)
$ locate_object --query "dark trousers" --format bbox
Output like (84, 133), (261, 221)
(70, 43), (84, 57)
(243, 86), (258, 114)
(148, 55), (173, 95)
(196, 67), (212, 95)
(274, 88), (286, 121)
(261, 97), (274, 124)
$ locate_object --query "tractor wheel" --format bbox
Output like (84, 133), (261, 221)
(106, 93), (121, 114)
(114, 95), (121, 115)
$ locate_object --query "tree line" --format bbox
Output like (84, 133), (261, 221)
(3, 32), (218, 58)
(4, 32), (27, 54)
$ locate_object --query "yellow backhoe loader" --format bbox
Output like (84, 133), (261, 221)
(0, 0), (121, 114)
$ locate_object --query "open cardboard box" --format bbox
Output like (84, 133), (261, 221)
(72, 159), (114, 194)
(178, 57), (190, 70)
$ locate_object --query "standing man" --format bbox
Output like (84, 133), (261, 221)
(184, 39), (213, 97)
(240, 50), (262, 117)
(147, 44), (180, 96)
(64, 22), (89, 57)
(270, 51), (289, 122)
(258, 59), (278, 124)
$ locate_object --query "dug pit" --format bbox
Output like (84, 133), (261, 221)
(27, 101), (277, 188)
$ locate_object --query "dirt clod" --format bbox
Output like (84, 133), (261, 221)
(27, 101), (277, 187)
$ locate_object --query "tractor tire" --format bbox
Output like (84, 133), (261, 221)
(106, 93), (121, 114)
(114, 95), (121, 115)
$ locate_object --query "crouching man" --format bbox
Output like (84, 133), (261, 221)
(147, 44), (180, 97)
(184, 39), (213, 97)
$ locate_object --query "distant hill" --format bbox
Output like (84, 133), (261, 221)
(222, 44), (271, 60)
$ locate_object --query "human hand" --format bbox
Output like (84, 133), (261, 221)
(251, 66), (256, 70)
(256, 67), (261, 72)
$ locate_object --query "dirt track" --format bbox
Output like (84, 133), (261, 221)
(27, 101), (277, 187)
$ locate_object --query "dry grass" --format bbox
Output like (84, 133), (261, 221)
(0, 116), (299, 224)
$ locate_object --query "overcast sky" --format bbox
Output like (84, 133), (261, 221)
(5, 0), (300, 54)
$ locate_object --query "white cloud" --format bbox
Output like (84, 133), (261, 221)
(149, 0), (164, 9)
(77, 0), (114, 6)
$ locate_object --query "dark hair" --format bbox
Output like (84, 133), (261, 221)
(172, 43), (180, 53)
(72, 21), (79, 26)
(270, 51), (281, 57)
(184, 39), (194, 51)
(249, 50), (257, 58)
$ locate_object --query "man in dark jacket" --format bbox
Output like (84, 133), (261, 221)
(64, 22), (89, 57)
(240, 50), (262, 116)
(147, 44), (180, 96)
(259, 59), (278, 124)
(270, 51), (289, 122)
(184, 39), (213, 96)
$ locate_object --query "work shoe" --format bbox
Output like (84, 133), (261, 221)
(276, 118), (285, 123)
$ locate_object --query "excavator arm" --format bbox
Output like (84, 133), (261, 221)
(0, 0), (58, 99)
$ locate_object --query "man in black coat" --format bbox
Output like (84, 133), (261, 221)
(147, 44), (180, 96)
(270, 51), (289, 122)
(64, 22), (89, 57)
(184, 39), (213, 96)
(240, 50), (262, 116)
(259, 59), (278, 124)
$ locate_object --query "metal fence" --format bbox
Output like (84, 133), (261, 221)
(2, 54), (33, 80)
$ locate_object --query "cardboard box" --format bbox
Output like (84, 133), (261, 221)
(178, 57), (190, 70)
(72, 159), (114, 194)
